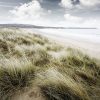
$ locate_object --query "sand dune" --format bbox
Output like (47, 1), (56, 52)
(0, 28), (100, 100)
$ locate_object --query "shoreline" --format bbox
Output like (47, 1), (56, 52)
(26, 28), (100, 59)
(44, 34), (100, 59)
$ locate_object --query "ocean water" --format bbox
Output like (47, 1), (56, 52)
(34, 29), (100, 44)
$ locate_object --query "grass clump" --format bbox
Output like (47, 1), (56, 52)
(37, 67), (90, 100)
(33, 37), (45, 45)
(33, 49), (52, 66)
(0, 39), (8, 53)
(60, 49), (98, 69)
(9, 37), (33, 45)
(45, 44), (63, 52)
(0, 65), (35, 100)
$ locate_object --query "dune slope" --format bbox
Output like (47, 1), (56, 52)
(0, 28), (100, 100)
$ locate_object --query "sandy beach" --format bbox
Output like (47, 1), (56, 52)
(45, 34), (100, 59)
(26, 28), (100, 59)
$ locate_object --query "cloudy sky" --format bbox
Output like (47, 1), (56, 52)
(0, 0), (100, 27)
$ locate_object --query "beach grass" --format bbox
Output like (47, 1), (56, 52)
(0, 28), (100, 100)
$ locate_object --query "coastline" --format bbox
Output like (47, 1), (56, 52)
(25, 28), (100, 59)
(45, 34), (100, 59)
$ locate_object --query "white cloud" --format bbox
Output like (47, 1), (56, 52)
(60, 0), (100, 8)
(59, 17), (100, 28)
(10, 0), (46, 24)
(9, 0), (100, 28)
(10, 0), (54, 25)
(60, 0), (73, 8)
(60, 0), (100, 28)
(80, 0), (100, 7)
(48, 10), (52, 14)
(82, 19), (100, 28)
(64, 14), (82, 22)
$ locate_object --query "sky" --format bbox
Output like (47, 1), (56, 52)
(0, 0), (100, 28)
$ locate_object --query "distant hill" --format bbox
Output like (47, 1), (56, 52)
(0, 24), (97, 29)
